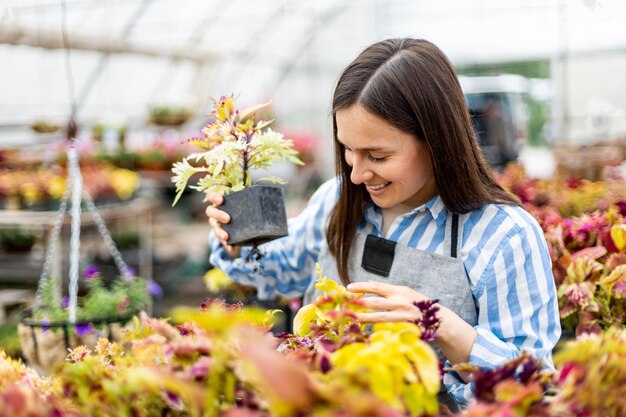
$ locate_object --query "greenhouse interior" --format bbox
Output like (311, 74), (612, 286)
(1, 0), (625, 416)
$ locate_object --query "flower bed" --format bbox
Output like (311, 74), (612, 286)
(1, 163), (625, 416)
(497, 164), (626, 338)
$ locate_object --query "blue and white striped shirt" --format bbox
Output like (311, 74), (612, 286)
(210, 178), (561, 405)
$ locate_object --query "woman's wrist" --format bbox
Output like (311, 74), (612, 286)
(434, 304), (478, 365)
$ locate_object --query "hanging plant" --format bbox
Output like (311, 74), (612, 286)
(30, 119), (62, 134)
(18, 268), (150, 371)
(149, 105), (192, 127)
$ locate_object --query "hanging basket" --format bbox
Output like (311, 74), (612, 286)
(17, 308), (141, 373)
(18, 144), (151, 372)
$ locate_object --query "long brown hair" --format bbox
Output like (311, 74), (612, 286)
(327, 38), (519, 285)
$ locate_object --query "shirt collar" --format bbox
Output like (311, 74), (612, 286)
(424, 194), (449, 227)
(363, 194), (449, 229)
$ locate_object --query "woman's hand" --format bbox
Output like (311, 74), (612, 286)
(347, 280), (477, 371)
(346, 281), (431, 323)
(205, 192), (241, 258)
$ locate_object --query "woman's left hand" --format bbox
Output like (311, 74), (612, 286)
(346, 281), (434, 323)
(348, 280), (478, 372)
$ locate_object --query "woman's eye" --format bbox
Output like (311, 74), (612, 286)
(368, 155), (387, 162)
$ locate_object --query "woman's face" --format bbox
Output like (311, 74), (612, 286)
(335, 104), (437, 209)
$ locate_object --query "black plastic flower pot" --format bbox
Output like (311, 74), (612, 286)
(221, 185), (288, 246)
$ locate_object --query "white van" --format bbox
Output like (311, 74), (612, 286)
(459, 75), (529, 168)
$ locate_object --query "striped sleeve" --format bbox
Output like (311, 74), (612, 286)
(209, 178), (339, 300)
(444, 206), (561, 405)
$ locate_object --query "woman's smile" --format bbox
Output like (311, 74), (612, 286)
(365, 182), (391, 194)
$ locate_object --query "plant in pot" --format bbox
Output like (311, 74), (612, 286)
(149, 105), (192, 127)
(171, 95), (303, 246)
(30, 118), (62, 134)
(0, 227), (38, 253)
(18, 266), (150, 372)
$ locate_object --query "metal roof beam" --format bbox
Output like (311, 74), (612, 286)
(0, 22), (215, 63)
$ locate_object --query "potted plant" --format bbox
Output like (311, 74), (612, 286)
(30, 119), (62, 134)
(171, 95), (303, 246)
(0, 227), (37, 253)
(149, 105), (192, 127)
(17, 266), (150, 372)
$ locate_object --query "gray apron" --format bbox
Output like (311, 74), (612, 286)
(304, 213), (478, 412)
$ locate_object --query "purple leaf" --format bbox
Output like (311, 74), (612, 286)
(412, 299), (441, 342)
(164, 391), (183, 410)
(319, 354), (331, 374)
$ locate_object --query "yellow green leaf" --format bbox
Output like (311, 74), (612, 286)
(292, 303), (317, 336)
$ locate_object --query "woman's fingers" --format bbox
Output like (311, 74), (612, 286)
(204, 192), (242, 258)
(223, 243), (242, 258)
(210, 218), (229, 241)
(205, 193), (231, 242)
(347, 282), (430, 323)
(347, 281), (410, 297)
(359, 295), (396, 310)
(206, 205), (231, 225)
(347, 281), (389, 296)
(207, 192), (224, 206)
(354, 310), (418, 323)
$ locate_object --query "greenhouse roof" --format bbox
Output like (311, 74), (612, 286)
(1, 0), (625, 144)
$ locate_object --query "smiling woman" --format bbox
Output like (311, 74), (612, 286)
(336, 104), (436, 234)
(205, 38), (561, 412)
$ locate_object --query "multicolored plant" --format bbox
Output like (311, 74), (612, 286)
(282, 267), (442, 416)
(51, 305), (278, 417)
(0, 351), (82, 417)
(456, 353), (552, 417)
(448, 328), (626, 417)
(550, 328), (626, 417)
(539, 207), (626, 335)
(496, 163), (626, 218)
(171, 95), (302, 204)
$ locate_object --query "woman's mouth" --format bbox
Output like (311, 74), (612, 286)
(365, 182), (391, 195)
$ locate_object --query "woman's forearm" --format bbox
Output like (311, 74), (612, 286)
(436, 306), (478, 382)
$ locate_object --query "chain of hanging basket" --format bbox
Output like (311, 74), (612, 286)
(34, 145), (133, 324)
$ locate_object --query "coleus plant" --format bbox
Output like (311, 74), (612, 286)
(442, 327), (626, 417)
(0, 351), (82, 417)
(281, 265), (443, 416)
(551, 328), (626, 417)
(495, 163), (626, 218)
(455, 352), (552, 417)
(54, 303), (280, 417)
(171, 95), (303, 205)
(544, 208), (626, 335)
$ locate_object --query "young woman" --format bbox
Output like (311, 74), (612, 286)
(206, 38), (561, 410)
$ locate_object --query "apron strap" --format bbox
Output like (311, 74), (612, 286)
(450, 213), (459, 258)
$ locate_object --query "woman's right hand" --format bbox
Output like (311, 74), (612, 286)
(206, 192), (242, 258)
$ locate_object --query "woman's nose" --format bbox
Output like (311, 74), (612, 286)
(350, 158), (373, 184)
